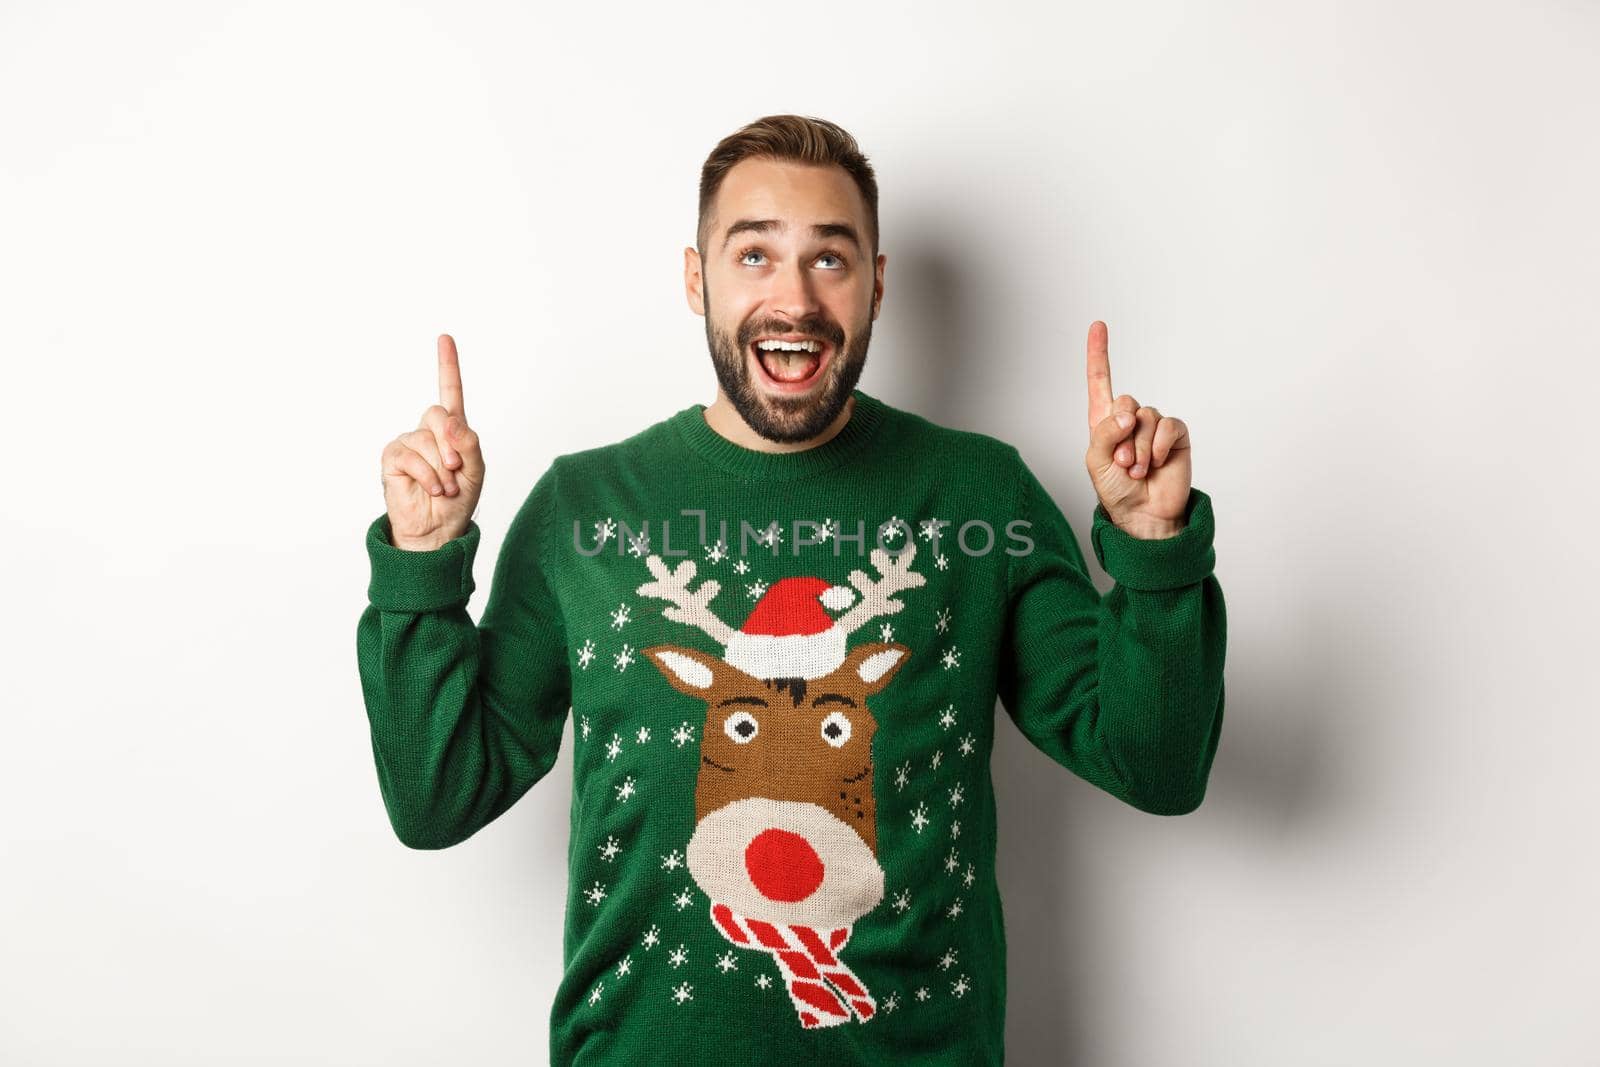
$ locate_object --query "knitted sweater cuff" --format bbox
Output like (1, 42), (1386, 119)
(364, 513), (481, 612)
(1090, 487), (1216, 591)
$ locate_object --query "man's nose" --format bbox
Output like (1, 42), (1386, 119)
(768, 258), (820, 322)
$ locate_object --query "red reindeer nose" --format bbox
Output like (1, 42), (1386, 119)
(745, 828), (825, 902)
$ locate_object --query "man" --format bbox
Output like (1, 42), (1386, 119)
(358, 114), (1225, 1066)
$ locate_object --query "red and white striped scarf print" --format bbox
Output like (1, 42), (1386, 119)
(710, 901), (877, 1028)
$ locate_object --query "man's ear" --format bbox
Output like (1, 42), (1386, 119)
(873, 251), (886, 320)
(684, 246), (705, 316)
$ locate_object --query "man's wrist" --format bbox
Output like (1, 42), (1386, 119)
(385, 518), (466, 553)
(391, 534), (452, 553)
(1114, 516), (1185, 540)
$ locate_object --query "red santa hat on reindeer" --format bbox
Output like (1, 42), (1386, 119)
(723, 576), (860, 681)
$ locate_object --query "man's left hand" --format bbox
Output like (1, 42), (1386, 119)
(1083, 320), (1193, 540)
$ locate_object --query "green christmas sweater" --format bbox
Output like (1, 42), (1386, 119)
(356, 388), (1227, 1066)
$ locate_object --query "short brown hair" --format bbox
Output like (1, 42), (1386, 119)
(697, 114), (880, 260)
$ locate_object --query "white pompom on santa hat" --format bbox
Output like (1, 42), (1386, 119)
(723, 575), (857, 681)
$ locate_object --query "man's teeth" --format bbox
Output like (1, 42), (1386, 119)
(755, 341), (822, 381)
(755, 339), (823, 352)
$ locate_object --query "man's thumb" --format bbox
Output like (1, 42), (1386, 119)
(1087, 410), (1135, 467)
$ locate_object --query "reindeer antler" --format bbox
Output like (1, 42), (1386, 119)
(833, 542), (927, 637)
(636, 554), (736, 645)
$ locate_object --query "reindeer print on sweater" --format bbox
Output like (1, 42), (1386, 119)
(636, 543), (924, 1029)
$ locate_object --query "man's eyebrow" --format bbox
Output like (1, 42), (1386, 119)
(721, 219), (863, 253)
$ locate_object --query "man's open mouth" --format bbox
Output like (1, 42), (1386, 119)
(749, 336), (832, 389)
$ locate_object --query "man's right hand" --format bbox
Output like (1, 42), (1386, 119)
(381, 334), (485, 552)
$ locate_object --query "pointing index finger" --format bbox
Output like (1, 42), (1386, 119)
(1086, 320), (1113, 429)
(438, 333), (466, 421)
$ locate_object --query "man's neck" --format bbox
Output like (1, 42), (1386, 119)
(701, 389), (856, 454)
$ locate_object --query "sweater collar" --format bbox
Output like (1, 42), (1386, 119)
(669, 388), (888, 482)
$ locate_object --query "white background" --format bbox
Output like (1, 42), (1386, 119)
(3, 1), (1597, 1063)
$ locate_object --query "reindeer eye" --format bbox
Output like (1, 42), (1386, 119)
(819, 711), (853, 748)
(724, 710), (760, 744)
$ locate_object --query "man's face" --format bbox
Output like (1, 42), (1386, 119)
(686, 157), (886, 443)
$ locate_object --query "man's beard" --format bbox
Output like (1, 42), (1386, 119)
(703, 294), (872, 444)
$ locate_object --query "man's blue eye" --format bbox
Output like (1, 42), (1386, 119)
(740, 250), (845, 268)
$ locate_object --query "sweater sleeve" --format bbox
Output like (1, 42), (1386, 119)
(995, 451), (1227, 815)
(355, 462), (571, 849)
